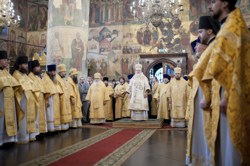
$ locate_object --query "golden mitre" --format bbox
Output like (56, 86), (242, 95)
(32, 52), (46, 66)
(174, 67), (182, 74)
(135, 63), (142, 70)
(94, 72), (101, 79)
(57, 64), (66, 72)
(69, 68), (79, 76)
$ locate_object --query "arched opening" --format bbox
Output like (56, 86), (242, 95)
(147, 59), (176, 83)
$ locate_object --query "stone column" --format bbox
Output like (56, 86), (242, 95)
(46, 0), (89, 76)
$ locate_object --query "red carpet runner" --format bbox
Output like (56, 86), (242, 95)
(49, 129), (141, 166)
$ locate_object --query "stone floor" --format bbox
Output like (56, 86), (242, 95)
(0, 126), (187, 166)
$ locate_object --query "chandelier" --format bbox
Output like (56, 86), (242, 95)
(130, 0), (184, 27)
(0, 0), (20, 29)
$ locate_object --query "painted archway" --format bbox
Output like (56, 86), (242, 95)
(145, 58), (177, 77)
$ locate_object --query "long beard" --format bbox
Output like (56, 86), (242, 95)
(59, 73), (65, 78)
(34, 71), (41, 76)
(134, 72), (142, 78)
(212, 10), (222, 21)
(73, 77), (78, 84)
(49, 75), (57, 83)
(19, 68), (28, 74)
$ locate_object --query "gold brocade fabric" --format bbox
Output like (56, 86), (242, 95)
(194, 8), (250, 165)
(86, 81), (110, 120)
(186, 72), (199, 161)
(0, 69), (20, 136)
(28, 72), (47, 133)
(151, 82), (159, 116)
(114, 83), (128, 119)
(104, 85), (114, 120)
(122, 92), (130, 118)
(187, 71), (220, 166)
(169, 78), (189, 119)
(42, 73), (62, 126)
(68, 77), (82, 119)
(13, 70), (36, 133)
(127, 74), (151, 111)
(56, 74), (72, 123)
(154, 83), (170, 120)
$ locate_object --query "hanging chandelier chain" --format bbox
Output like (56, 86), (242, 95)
(0, 0), (21, 28)
(130, 0), (184, 27)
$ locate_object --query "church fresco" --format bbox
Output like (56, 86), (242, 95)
(47, 27), (88, 71)
(38, 5), (48, 31)
(49, 0), (86, 27)
(47, 0), (89, 76)
(14, 0), (28, 31)
(89, 0), (124, 27)
(28, 3), (39, 31)
(88, 26), (123, 55)
(17, 31), (26, 56)
(0, 27), (8, 51)
(4, 0), (250, 80)
(8, 29), (17, 64)
(6, 28), (28, 66)
(189, 0), (210, 21)
(27, 31), (46, 59)
(87, 0), (191, 79)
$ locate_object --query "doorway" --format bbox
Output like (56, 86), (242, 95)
(148, 60), (176, 84)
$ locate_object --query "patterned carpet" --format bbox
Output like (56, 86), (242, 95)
(82, 122), (187, 131)
(21, 129), (156, 166)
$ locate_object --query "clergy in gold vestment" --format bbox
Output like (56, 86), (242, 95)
(194, 2), (250, 165)
(86, 73), (109, 124)
(169, 67), (189, 127)
(114, 77), (130, 119)
(103, 77), (114, 121)
(28, 60), (47, 134)
(43, 64), (63, 132)
(151, 76), (159, 116)
(154, 74), (171, 120)
(68, 68), (82, 128)
(12, 56), (38, 143)
(127, 64), (150, 121)
(56, 64), (72, 130)
(0, 51), (19, 146)
(186, 15), (220, 165)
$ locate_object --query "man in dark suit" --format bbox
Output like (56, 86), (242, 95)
(79, 76), (92, 123)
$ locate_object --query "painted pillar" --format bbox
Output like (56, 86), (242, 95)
(46, 0), (89, 76)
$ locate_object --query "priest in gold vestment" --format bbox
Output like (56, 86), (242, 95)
(185, 15), (220, 165)
(193, 1), (250, 165)
(68, 68), (82, 128)
(28, 60), (47, 135)
(86, 73), (109, 124)
(127, 64), (150, 121)
(154, 74), (171, 120)
(0, 51), (19, 146)
(114, 77), (130, 119)
(151, 76), (159, 116)
(122, 75), (133, 118)
(169, 67), (189, 127)
(103, 77), (114, 121)
(43, 64), (63, 132)
(56, 64), (72, 130)
(12, 56), (38, 143)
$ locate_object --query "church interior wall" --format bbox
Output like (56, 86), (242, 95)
(0, 0), (250, 79)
